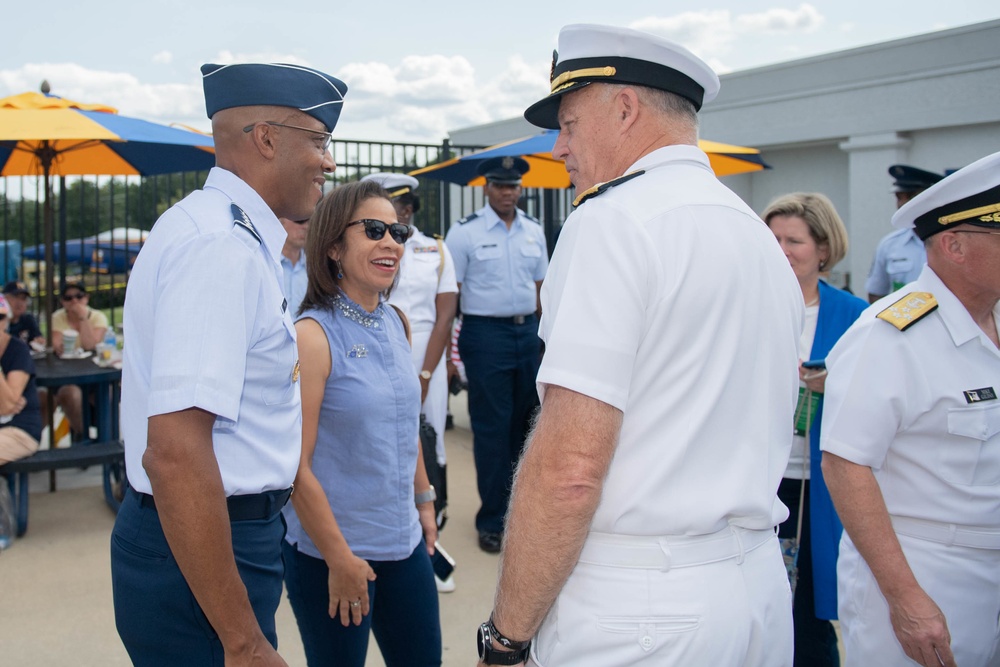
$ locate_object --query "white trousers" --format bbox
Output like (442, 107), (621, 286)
(838, 531), (1000, 667)
(528, 527), (793, 667)
(410, 328), (448, 465)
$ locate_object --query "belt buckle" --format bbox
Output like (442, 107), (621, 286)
(513, 315), (526, 325)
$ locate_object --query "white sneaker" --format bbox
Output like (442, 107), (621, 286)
(435, 573), (456, 593)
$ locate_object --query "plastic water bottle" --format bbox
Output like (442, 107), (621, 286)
(99, 328), (117, 364)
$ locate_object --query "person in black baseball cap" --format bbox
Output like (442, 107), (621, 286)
(2, 282), (43, 348)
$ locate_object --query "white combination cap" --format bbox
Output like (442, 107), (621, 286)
(360, 172), (420, 198)
(524, 23), (720, 129)
(892, 151), (1000, 240)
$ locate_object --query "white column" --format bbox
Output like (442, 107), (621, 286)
(838, 132), (912, 294)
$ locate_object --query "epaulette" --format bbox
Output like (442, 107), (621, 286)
(458, 212), (480, 225)
(231, 203), (261, 244)
(572, 170), (645, 207)
(876, 292), (938, 331)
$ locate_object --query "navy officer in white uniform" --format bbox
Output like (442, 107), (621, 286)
(822, 150), (1000, 667)
(112, 63), (347, 667)
(478, 24), (801, 666)
(444, 157), (548, 554)
(865, 164), (945, 303)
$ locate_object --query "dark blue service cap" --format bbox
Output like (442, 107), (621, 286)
(201, 63), (348, 132)
(476, 156), (530, 185)
(888, 164), (945, 193)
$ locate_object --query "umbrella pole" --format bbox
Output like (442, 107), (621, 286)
(41, 143), (55, 349)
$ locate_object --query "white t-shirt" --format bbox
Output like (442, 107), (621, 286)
(538, 145), (803, 536)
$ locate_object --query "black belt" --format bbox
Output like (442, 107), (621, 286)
(136, 487), (292, 522)
(464, 313), (536, 325)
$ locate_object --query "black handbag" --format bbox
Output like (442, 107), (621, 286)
(419, 415), (448, 529)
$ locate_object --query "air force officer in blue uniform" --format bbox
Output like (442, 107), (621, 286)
(445, 157), (548, 553)
(112, 63), (347, 666)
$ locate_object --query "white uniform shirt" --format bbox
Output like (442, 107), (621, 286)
(121, 167), (301, 496)
(445, 204), (547, 317)
(388, 229), (458, 333)
(538, 145), (803, 536)
(864, 228), (926, 296)
(821, 266), (1000, 527)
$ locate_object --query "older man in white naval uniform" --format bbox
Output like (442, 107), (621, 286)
(476, 24), (802, 667)
(822, 150), (1000, 667)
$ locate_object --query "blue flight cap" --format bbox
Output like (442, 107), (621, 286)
(888, 164), (945, 194)
(476, 156), (530, 185)
(201, 63), (348, 132)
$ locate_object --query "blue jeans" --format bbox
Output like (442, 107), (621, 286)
(111, 489), (286, 666)
(282, 538), (441, 667)
(458, 315), (540, 534)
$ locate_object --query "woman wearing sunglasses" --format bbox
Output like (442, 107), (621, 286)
(281, 180), (442, 667)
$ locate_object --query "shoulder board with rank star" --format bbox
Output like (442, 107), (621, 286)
(231, 203), (261, 244)
(876, 292), (938, 331)
(458, 212), (480, 225)
(572, 170), (645, 207)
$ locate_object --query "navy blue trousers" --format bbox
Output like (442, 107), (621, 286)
(282, 538), (441, 667)
(778, 477), (840, 667)
(110, 488), (285, 667)
(458, 315), (540, 534)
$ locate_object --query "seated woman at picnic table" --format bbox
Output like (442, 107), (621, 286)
(50, 282), (108, 440)
(0, 294), (43, 465)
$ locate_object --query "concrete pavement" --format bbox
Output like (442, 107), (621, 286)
(0, 393), (496, 666)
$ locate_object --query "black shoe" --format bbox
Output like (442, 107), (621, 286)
(445, 413), (454, 431)
(478, 532), (502, 554)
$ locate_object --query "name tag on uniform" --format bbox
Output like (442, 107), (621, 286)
(964, 387), (997, 403)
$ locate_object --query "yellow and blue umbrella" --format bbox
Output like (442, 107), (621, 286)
(0, 90), (217, 342)
(409, 129), (769, 188)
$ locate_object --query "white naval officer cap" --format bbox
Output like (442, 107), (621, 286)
(524, 23), (721, 130)
(360, 172), (420, 198)
(892, 150), (1000, 241)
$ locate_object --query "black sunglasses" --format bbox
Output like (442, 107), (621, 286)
(61, 292), (86, 301)
(347, 219), (413, 245)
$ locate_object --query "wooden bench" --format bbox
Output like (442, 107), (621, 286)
(1, 440), (125, 537)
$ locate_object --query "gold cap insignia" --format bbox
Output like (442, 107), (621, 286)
(876, 292), (938, 331)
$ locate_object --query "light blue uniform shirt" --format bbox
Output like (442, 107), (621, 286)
(280, 249), (308, 316)
(121, 167), (301, 496)
(445, 204), (548, 317)
(865, 228), (926, 296)
(283, 294), (422, 561)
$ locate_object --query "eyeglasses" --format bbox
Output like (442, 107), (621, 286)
(953, 230), (1000, 236)
(242, 121), (333, 152)
(61, 293), (86, 301)
(347, 219), (413, 245)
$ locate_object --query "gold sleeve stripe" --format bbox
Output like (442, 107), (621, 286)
(550, 66), (617, 93)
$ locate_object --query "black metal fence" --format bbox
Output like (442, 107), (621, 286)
(0, 138), (575, 328)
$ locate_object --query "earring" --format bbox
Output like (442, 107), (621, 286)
(819, 260), (827, 271)
(336, 260), (344, 280)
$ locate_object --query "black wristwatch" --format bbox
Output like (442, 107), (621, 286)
(477, 616), (531, 665)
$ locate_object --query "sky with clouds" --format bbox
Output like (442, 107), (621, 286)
(2, 1), (997, 144)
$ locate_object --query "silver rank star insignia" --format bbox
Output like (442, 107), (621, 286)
(292, 360), (300, 383)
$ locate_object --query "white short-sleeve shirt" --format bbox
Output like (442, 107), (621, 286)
(821, 266), (1000, 527)
(388, 229), (458, 333)
(538, 145), (803, 536)
(121, 167), (301, 496)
